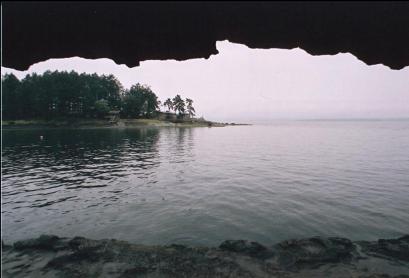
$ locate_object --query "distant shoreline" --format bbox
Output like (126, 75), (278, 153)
(1, 119), (251, 129)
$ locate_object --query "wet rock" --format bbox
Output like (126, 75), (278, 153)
(219, 240), (274, 259)
(119, 266), (149, 277)
(2, 235), (409, 277)
(166, 243), (189, 251)
(68, 236), (107, 251)
(358, 275), (409, 278)
(274, 236), (356, 269)
(13, 235), (63, 251)
(2, 240), (12, 251)
(358, 235), (409, 262)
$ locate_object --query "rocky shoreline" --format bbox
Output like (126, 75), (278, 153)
(2, 235), (408, 277)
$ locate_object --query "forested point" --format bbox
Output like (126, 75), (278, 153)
(1, 71), (195, 120)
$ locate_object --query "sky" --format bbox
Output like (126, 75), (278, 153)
(2, 40), (409, 122)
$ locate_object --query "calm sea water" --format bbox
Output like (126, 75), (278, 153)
(2, 121), (409, 246)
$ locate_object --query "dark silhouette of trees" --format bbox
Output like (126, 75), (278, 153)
(163, 98), (173, 112)
(1, 73), (21, 119)
(172, 94), (185, 115)
(186, 98), (195, 117)
(2, 71), (197, 121)
(121, 83), (159, 118)
(1, 71), (122, 120)
(94, 99), (110, 118)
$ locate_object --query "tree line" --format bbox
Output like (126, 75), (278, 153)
(1, 71), (195, 120)
(163, 95), (195, 117)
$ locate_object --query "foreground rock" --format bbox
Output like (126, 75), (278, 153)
(2, 235), (409, 277)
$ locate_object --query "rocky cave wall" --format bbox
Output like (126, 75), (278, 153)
(2, 2), (409, 70)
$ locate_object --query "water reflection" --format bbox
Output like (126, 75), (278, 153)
(2, 122), (409, 247)
(2, 128), (161, 211)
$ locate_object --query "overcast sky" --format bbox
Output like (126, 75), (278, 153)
(2, 41), (408, 122)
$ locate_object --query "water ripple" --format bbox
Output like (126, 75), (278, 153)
(2, 122), (409, 245)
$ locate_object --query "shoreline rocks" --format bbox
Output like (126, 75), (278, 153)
(2, 235), (409, 277)
(1, 118), (252, 129)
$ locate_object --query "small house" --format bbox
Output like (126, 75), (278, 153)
(157, 111), (177, 121)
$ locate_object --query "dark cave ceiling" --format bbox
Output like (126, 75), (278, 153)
(2, 2), (409, 70)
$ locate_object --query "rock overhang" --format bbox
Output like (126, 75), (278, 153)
(2, 2), (409, 71)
